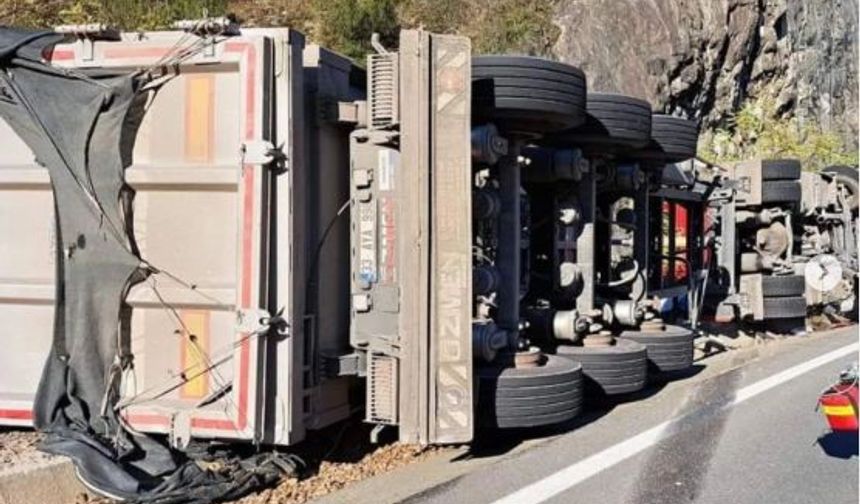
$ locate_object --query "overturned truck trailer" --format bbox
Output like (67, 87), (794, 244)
(0, 26), (706, 447)
(1, 23), (761, 456)
(0, 26), (486, 447)
(0, 26), (361, 446)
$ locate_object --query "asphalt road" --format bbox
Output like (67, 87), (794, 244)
(409, 327), (859, 504)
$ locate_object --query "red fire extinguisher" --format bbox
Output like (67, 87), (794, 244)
(818, 363), (859, 432)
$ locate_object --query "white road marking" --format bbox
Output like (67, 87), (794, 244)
(492, 342), (859, 504)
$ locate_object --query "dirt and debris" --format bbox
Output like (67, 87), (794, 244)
(2, 421), (450, 504)
(237, 442), (444, 504)
(1, 428), (103, 504)
(72, 494), (111, 504)
(234, 420), (450, 504)
(0, 428), (53, 472)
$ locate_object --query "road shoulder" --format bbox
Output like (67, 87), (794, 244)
(311, 327), (859, 504)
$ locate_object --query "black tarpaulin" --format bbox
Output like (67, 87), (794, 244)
(0, 27), (284, 503)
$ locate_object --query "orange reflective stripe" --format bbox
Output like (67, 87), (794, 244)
(185, 75), (214, 163)
(180, 310), (210, 399)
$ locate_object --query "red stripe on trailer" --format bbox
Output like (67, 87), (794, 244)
(46, 49), (74, 61)
(0, 409), (32, 420)
(125, 413), (169, 426)
(125, 413), (238, 432)
(225, 40), (256, 433)
(192, 417), (238, 430)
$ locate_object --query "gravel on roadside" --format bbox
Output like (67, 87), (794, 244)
(2, 423), (450, 504)
(0, 428), (55, 474)
(237, 442), (448, 504)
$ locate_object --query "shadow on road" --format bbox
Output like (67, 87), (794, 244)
(817, 431), (859, 459)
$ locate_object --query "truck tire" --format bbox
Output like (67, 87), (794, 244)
(618, 324), (694, 373)
(542, 93), (651, 150)
(555, 338), (647, 395)
(477, 355), (583, 429)
(763, 296), (808, 319)
(472, 56), (587, 136)
(636, 114), (699, 163)
(761, 275), (806, 297)
(824, 165), (859, 211)
(761, 180), (801, 205)
(761, 159), (802, 181)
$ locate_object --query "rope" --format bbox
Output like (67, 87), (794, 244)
(116, 312), (286, 411)
(115, 352), (232, 410)
(145, 277), (240, 420)
(140, 259), (233, 309)
(114, 320), (277, 412)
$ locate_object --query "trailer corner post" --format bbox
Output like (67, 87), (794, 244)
(353, 30), (474, 445)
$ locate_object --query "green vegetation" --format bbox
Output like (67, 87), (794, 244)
(317, 0), (400, 61)
(699, 96), (858, 171)
(2, 0), (559, 60)
(4, 0), (227, 31)
(397, 0), (559, 55)
(61, 0), (229, 31)
(233, 0), (559, 58)
(465, 0), (560, 55)
(3, 1), (852, 161)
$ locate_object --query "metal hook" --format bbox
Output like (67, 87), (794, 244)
(371, 33), (388, 54)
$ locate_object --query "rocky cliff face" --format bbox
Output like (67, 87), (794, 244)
(552, 0), (859, 149)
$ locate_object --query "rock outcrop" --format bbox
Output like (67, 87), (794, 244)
(552, 0), (858, 148)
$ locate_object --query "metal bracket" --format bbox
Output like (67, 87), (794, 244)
(157, 29), (223, 58)
(370, 423), (388, 444)
(321, 352), (366, 377)
(169, 410), (193, 450)
(54, 24), (120, 61)
(54, 23), (120, 39)
(731, 161), (763, 207)
(242, 140), (287, 171)
(331, 100), (368, 127)
(708, 187), (734, 202)
(172, 17), (240, 37)
(236, 308), (272, 334)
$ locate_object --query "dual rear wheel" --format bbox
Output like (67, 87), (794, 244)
(477, 354), (584, 429)
(473, 56), (699, 161)
(555, 338), (648, 396)
(619, 323), (695, 373)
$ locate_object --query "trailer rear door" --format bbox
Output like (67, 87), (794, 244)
(0, 31), (281, 442)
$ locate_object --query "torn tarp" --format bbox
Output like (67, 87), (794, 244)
(0, 27), (284, 502)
